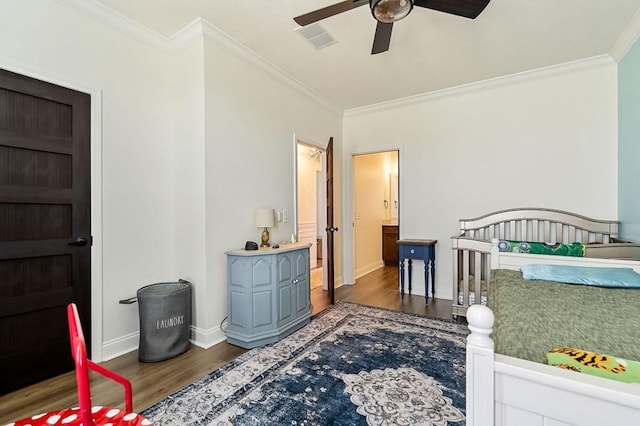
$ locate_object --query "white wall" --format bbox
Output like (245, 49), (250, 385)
(169, 39), (208, 343)
(0, 0), (343, 358)
(343, 62), (618, 300)
(200, 38), (342, 344)
(0, 0), (176, 358)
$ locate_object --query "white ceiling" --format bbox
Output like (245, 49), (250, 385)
(95, 0), (640, 111)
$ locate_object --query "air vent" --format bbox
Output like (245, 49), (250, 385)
(295, 23), (336, 50)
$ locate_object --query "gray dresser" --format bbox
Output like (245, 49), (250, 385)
(225, 242), (311, 348)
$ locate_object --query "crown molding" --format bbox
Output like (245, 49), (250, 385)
(52, 0), (625, 118)
(199, 19), (342, 115)
(54, 0), (168, 51)
(611, 7), (640, 62)
(165, 17), (205, 52)
(55, 0), (342, 114)
(344, 55), (616, 118)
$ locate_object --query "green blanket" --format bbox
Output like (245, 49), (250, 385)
(489, 269), (640, 364)
(497, 240), (585, 257)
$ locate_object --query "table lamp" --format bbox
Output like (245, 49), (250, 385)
(255, 208), (275, 247)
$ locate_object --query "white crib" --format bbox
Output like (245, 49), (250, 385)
(466, 241), (640, 425)
(451, 207), (624, 318)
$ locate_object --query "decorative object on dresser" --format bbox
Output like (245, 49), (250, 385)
(255, 208), (275, 247)
(396, 238), (437, 302)
(225, 242), (311, 349)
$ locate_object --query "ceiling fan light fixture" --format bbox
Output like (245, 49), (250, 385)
(370, 0), (413, 23)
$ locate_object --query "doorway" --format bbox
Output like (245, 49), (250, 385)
(295, 140), (330, 307)
(352, 150), (399, 279)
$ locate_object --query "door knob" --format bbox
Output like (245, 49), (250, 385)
(325, 227), (339, 232)
(68, 237), (88, 247)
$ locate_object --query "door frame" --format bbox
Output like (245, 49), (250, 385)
(345, 148), (402, 286)
(293, 134), (328, 288)
(0, 59), (105, 361)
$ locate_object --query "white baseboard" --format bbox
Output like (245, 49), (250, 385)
(101, 324), (227, 361)
(355, 260), (384, 279)
(190, 324), (227, 349)
(101, 331), (139, 362)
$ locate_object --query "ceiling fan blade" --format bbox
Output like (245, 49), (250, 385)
(293, 0), (369, 26)
(371, 21), (393, 55)
(413, 0), (490, 19)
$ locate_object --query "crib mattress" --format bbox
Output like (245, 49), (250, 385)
(489, 269), (640, 364)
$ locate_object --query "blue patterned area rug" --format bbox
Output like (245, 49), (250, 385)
(142, 302), (468, 425)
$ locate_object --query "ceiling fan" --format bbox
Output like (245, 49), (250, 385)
(294, 0), (490, 55)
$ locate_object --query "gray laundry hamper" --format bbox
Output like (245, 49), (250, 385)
(134, 279), (192, 362)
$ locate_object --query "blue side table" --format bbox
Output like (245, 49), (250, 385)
(397, 239), (437, 302)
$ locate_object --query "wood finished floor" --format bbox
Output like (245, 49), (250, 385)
(0, 266), (459, 424)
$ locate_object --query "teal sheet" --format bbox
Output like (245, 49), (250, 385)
(521, 264), (640, 288)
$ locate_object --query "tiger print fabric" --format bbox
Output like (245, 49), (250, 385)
(548, 347), (626, 373)
(546, 346), (640, 383)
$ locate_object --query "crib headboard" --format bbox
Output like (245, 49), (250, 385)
(451, 207), (620, 318)
(458, 207), (619, 244)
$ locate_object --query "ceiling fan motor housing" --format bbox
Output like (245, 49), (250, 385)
(370, 0), (413, 23)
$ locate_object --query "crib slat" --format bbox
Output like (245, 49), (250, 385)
(463, 250), (470, 306)
(543, 221), (551, 242)
(474, 251), (482, 305)
(519, 220), (525, 241)
(532, 220), (539, 241)
(453, 246), (459, 297)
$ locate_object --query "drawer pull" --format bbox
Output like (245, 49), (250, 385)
(292, 279), (299, 284)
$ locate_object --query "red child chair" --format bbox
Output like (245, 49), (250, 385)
(8, 303), (152, 426)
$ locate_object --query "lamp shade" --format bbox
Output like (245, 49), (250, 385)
(255, 208), (275, 228)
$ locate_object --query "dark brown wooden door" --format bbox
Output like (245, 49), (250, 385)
(325, 137), (336, 304)
(0, 69), (91, 395)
